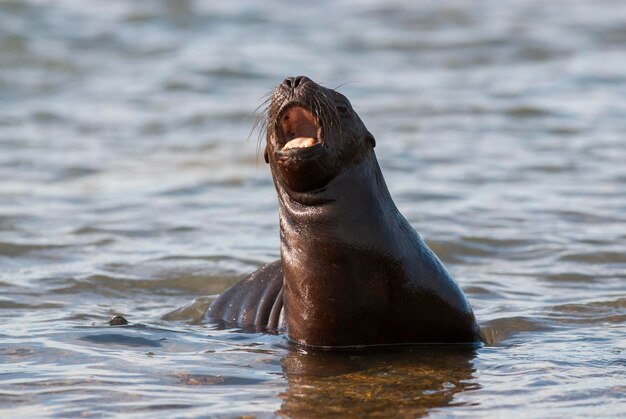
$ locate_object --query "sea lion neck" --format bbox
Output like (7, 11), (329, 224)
(275, 152), (397, 227)
(276, 152), (416, 347)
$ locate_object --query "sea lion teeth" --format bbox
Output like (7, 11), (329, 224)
(283, 137), (318, 150)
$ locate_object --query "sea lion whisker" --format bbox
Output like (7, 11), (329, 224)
(249, 92), (274, 163)
(333, 81), (356, 91)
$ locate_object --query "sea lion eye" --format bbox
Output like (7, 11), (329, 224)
(337, 104), (350, 115)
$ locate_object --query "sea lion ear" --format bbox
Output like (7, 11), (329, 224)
(366, 131), (376, 148)
(264, 146), (270, 164)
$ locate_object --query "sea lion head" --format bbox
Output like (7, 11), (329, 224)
(263, 76), (376, 193)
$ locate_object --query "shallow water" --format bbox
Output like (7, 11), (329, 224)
(1, 0), (625, 417)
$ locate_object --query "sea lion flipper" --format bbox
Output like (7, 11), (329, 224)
(205, 260), (284, 333)
(266, 286), (284, 333)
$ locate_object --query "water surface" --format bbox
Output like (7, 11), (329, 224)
(1, 0), (625, 417)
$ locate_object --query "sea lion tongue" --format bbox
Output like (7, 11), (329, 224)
(283, 137), (319, 150)
(280, 106), (319, 150)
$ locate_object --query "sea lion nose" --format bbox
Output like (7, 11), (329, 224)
(282, 76), (308, 90)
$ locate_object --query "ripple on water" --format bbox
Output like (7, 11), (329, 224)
(0, 241), (73, 257)
(161, 296), (213, 323)
(480, 316), (553, 346)
(0, 300), (65, 310)
(79, 332), (165, 348)
(50, 273), (239, 298)
(546, 298), (626, 325)
(427, 236), (546, 264)
(542, 272), (603, 283)
(560, 251), (626, 264)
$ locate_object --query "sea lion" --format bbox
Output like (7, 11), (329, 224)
(205, 76), (481, 347)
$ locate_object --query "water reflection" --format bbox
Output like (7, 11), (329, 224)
(278, 345), (478, 417)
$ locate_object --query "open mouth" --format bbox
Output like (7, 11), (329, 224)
(278, 105), (321, 151)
